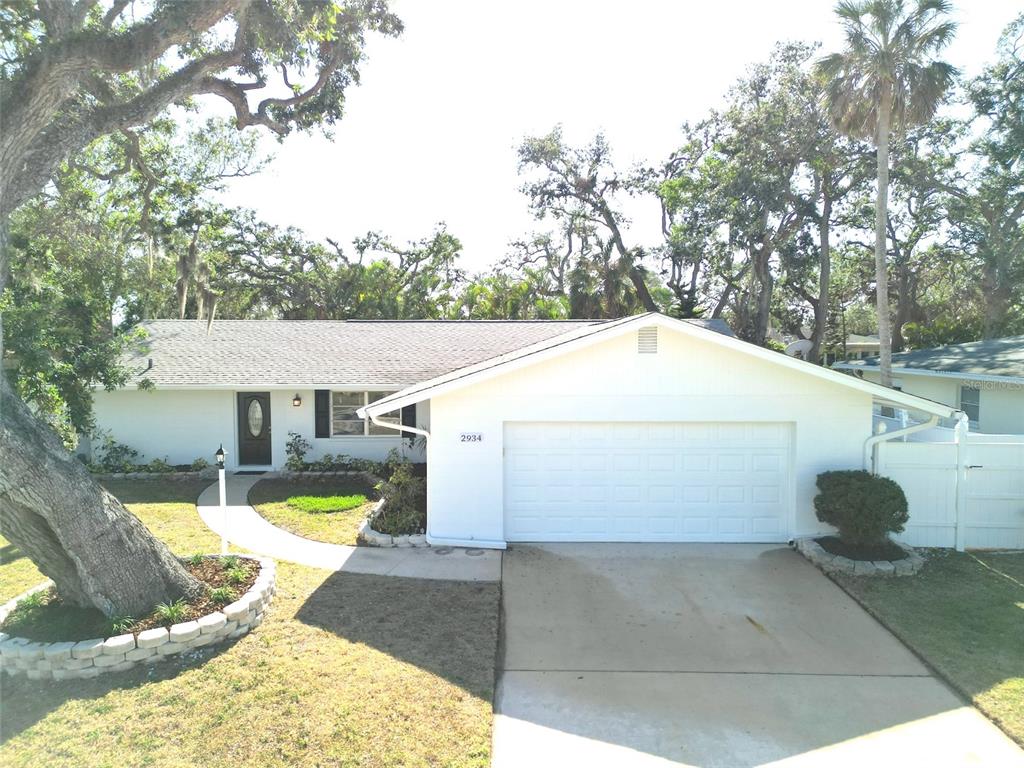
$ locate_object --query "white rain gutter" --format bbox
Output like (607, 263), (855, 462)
(863, 414), (940, 474)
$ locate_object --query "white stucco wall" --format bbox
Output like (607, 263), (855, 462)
(425, 326), (874, 547)
(91, 387), (426, 470)
(92, 389), (236, 468)
(860, 370), (1024, 434)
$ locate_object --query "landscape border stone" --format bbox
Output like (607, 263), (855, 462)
(0, 554), (275, 681)
(355, 499), (428, 548)
(793, 536), (925, 577)
(93, 469), (218, 482)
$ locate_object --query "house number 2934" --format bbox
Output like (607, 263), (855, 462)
(460, 432), (483, 443)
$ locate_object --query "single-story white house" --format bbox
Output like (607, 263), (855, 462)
(833, 335), (1024, 434)
(94, 315), (1015, 548)
(89, 313), (992, 549)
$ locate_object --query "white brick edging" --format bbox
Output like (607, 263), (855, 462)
(794, 537), (925, 577)
(0, 554), (276, 681)
(356, 499), (428, 548)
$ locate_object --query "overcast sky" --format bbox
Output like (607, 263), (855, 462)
(210, 0), (1020, 272)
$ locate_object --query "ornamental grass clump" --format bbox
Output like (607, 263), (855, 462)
(814, 470), (909, 546)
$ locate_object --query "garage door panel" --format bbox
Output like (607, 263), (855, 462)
(504, 421), (792, 543)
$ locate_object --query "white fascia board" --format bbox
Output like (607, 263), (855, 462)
(361, 312), (960, 421)
(832, 363), (1024, 386)
(93, 383), (403, 391)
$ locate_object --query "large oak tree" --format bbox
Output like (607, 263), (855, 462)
(0, 0), (400, 617)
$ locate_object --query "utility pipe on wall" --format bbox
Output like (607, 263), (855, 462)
(367, 411), (436, 538)
(863, 414), (940, 474)
(953, 413), (970, 552)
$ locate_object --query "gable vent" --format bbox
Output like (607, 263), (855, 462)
(637, 326), (658, 354)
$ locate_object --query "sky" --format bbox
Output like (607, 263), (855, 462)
(209, 0), (1020, 273)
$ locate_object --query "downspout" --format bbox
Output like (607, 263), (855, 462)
(863, 414), (939, 474)
(368, 411), (430, 445)
(954, 413), (969, 552)
(367, 410), (436, 540)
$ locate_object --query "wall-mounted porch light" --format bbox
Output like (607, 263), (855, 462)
(292, 394), (302, 407)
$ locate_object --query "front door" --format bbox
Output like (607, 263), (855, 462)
(237, 392), (272, 466)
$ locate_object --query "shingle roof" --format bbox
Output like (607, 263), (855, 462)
(837, 335), (1024, 380)
(123, 318), (732, 388)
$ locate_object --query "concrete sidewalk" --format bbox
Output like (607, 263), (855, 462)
(196, 475), (500, 582)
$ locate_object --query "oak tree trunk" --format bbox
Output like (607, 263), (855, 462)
(0, 373), (203, 617)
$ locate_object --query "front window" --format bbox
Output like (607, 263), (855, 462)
(959, 385), (980, 429)
(331, 391), (400, 437)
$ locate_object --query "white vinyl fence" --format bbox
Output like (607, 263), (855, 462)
(876, 434), (1024, 550)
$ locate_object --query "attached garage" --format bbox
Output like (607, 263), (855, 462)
(360, 313), (962, 550)
(503, 421), (792, 542)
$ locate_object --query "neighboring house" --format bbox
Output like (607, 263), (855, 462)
(833, 335), (1024, 434)
(823, 334), (880, 365)
(778, 331), (879, 364)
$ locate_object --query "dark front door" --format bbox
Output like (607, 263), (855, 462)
(237, 392), (272, 465)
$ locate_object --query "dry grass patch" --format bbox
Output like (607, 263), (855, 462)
(249, 477), (379, 546)
(0, 476), (500, 767)
(833, 549), (1024, 746)
(1, 563), (499, 768)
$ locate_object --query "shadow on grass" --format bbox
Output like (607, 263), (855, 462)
(295, 570), (500, 700)
(98, 478), (212, 505)
(0, 638), (242, 743)
(833, 550), (1024, 745)
(0, 543), (27, 567)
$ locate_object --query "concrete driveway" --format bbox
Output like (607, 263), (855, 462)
(494, 543), (1023, 767)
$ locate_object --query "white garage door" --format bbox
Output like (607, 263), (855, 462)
(504, 422), (793, 542)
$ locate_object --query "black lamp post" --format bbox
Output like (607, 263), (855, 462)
(215, 444), (227, 554)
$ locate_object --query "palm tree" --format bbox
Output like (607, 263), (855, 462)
(816, 0), (957, 386)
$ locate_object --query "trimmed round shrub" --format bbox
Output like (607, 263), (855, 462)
(813, 470), (909, 545)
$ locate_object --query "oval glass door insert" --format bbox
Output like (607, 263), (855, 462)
(247, 399), (264, 437)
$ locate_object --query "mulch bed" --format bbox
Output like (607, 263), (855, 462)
(1, 557), (259, 643)
(817, 535), (908, 562)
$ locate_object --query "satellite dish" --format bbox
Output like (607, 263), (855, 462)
(785, 339), (814, 359)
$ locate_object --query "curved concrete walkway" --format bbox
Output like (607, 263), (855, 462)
(196, 475), (499, 582)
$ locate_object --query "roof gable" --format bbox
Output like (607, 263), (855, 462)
(361, 313), (959, 420)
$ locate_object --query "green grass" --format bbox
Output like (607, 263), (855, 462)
(0, 478), (499, 768)
(286, 493), (368, 513)
(0, 535), (46, 604)
(833, 549), (1024, 746)
(249, 478), (378, 546)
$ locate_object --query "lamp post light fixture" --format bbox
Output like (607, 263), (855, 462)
(215, 444), (228, 555)
(292, 394), (302, 407)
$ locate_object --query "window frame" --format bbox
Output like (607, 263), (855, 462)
(329, 390), (400, 438)
(958, 385), (981, 429)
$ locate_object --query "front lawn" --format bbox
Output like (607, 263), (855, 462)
(833, 549), (1024, 746)
(249, 477), (379, 546)
(0, 479), (500, 767)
